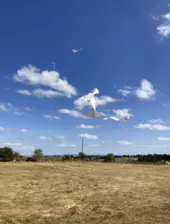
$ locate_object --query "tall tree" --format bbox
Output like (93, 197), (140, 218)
(33, 149), (43, 161)
(0, 147), (15, 161)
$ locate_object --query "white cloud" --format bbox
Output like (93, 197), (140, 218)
(91, 144), (100, 147)
(118, 141), (133, 145)
(158, 137), (170, 141)
(118, 80), (156, 100)
(149, 119), (164, 124)
(17, 89), (32, 96)
(112, 109), (131, 118)
(43, 114), (60, 120)
(14, 111), (25, 116)
(24, 107), (32, 111)
(55, 136), (65, 140)
(0, 143), (21, 146)
(76, 124), (98, 129)
(135, 123), (170, 131)
(17, 88), (64, 98)
(21, 129), (28, 132)
(74, 95), (118, 110)
(118, 89), (131, 97)
(14, 65), (77, 98)
(0, 103), (26, 116)
(155, 10), (170, 38)
(0, 127), (28, 132)
(56, 144), (76, 147)
(79, 133), (98, 140)
(38, 136), (52, 141)
(0, 104), (8, 112)
(135, 79), (156, 100)
(133, 144), (170, 148)
(157, 24), (170, 38)
(32, 89), (63, 98)
(58, 109), (86, 119)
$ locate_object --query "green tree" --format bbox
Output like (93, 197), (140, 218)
(0, 147), (15, 161)
(33, 149), (43, 161)
(79, 152), (86, 159)
(104, 153), (115, 163)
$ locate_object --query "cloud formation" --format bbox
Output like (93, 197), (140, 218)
(155, 11), (170, 38)
(0, 127), (28, 132)
(112, 109), (131, 118)
(158, 137), (170, 141)
(17, 89), (32, 96)
(79, 133), (98, 140)
(135, 123), (170, 131)
(17, 88), (64, 98)
(0, 104), (8, 112)
(118, 79), (156, 100)
(58, 109), (86, 119)
(136, 80), (156, 100)
(38, 136), (53, 140)
(43, 114), (60, 120)
(118, 141), (133, 145)
(14, 65), (77, 98)
(74, 95), (118, 110)
(149, 119), (164, 124)
(56, 144), (76, 147)
(76, 124), (98, 129)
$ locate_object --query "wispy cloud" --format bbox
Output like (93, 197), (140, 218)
(152, 7), (170, 39)
(118, 79), (156, 100)
(149, 119), (164, 124)
(14, 111), (25, 116)
(91, 144), (100, 147)
(43, 114), (60, 120)
(0, 103), (26, 116)
(24, 107), (32, 112)
(118, 141), (133, 145)
(32, 89), (63, 98)
(118, 89), (131, 97)
(158, 137), (170, 141)
(17, 89), (32, 96)
(74, 95), (118, 110)
(79, 133), (98, 140)
(17, 88), (63, 98)
(0, 127), (28, 132)
(132, 144), (170, 148)
(14, 65), (77, 98)
(58, 109), (86, 119)
(0, 104), (8, 112)
(76, 124), (98, 129)
(37, 136), (53, 140)
(55, 136), (65, 140)
(56, 144), (76, 147)
(135, 123), (170, 131)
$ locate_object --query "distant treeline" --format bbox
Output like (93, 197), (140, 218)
(0, 147), (170, 164)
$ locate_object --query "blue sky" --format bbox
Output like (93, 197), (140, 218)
(1, 0), (170, 155)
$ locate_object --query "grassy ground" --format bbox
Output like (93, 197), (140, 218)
(0, 162), (170, 224)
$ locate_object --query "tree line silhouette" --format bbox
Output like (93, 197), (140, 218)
(0, 147), (170, 163)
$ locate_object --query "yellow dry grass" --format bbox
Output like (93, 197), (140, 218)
(0, 162), (170, 224)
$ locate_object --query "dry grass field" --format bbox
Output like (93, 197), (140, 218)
(0, 162), (170, 224)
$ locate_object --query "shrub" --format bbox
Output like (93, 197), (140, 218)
(79, 152), (86, 159)
(104, 153), (115, 163)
